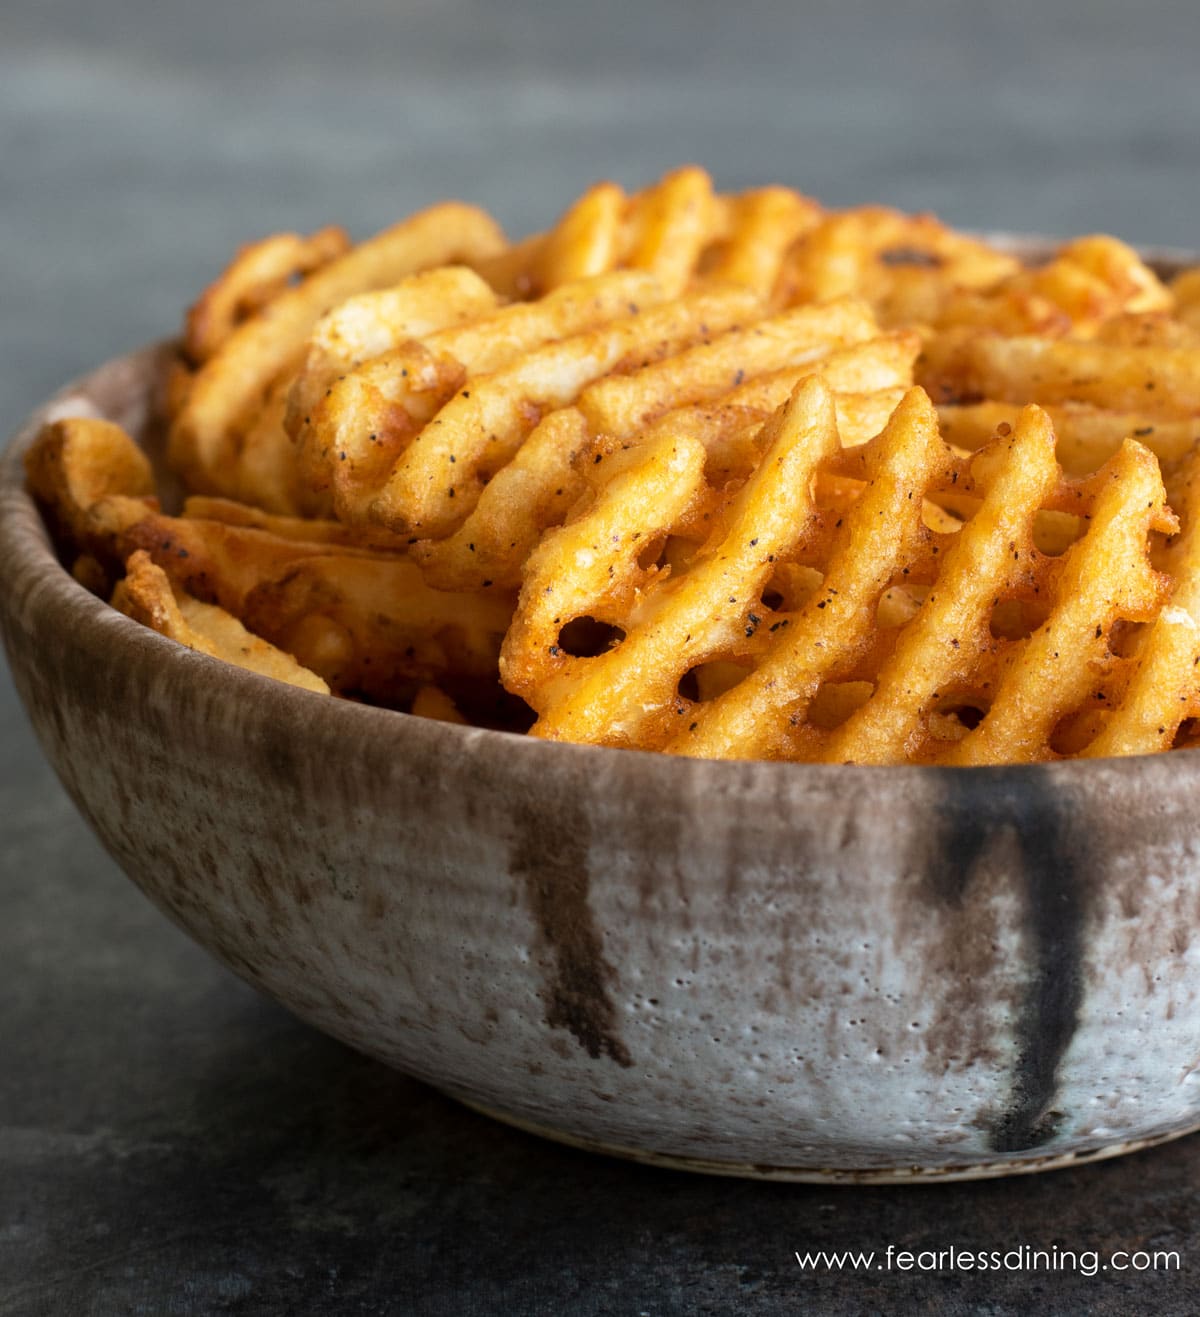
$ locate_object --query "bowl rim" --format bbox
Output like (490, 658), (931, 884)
(3, 234), (1198, 793)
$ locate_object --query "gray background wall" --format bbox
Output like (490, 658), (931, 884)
(5, 2), (1200, 1312)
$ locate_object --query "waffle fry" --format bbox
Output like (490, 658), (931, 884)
(504, 379), (1178, 762)
(120, 510), (513, 701)
(32, 169), (1200, 764)
(938, 401), (1200, 477)
(415, 319), (915, 592)
(182, 227), (350, 366)
(168, 202), (510, 500)
(924, 333), (1200, 417)
(777, 207), (1020, 328)
(26, 417), (511, 702)
(476, 166), (822, 300)
(308, 279), (762, 535)
(500, 376), (840, 747)
(113, 550), (330, 694)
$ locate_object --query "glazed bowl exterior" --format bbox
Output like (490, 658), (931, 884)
(6, 252), (1200, 1182)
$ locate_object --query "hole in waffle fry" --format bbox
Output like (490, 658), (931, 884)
(808, 681), (874, 730)
(678, 661), (750, 705)
(942, 703), (987, 731)
(989, 599), (1046, 642)
(556, 616), (626, 658)
(31, 166), (1200, 765)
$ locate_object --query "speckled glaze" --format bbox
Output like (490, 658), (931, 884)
(6, 251), (1200, 1181)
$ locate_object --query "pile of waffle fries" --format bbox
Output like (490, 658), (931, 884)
(27, 166), (1200, 763)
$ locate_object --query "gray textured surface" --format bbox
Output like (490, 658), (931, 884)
(5, 1), (1200, 1312)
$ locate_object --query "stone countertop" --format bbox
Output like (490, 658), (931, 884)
(5, 2), (1200, 1311)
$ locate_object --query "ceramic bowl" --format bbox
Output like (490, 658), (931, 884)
(6, 250), (1200, 1183)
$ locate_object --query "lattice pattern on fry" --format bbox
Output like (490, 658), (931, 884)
(1084, 448), (1200, 756)
(502, 376), (1179, 762)
(413, 317), (916, 591)
(500, 377), (844, 748)
(291, 269), (685, 522)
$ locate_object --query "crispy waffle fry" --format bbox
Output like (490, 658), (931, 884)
(310, 279), (761, 534)
(291, 269), (674, 519)
(120, 510), (512, 701)
(938, 401), (1200, 477)
(183, 227), (350, 365)
(670, 388), (950, 760)
(500, 377), (842, 747)
(415, 317), (915, 592)
(28, 415), (511, 703)
(169, 202), (509, 496)
(777, 207), (1019, 327)
(476, 166), (821, 300)
(113, 550), (330, 694)
(943, 439), (1172, 765)
(924, 333), (1200, 418)
(24, 417), (159, 573)
(504, 379), (1177, 763)
(1084, 449), (1200, 756)
(934, 236), (1171, 339)
(284, 266), (502, 438)
(25, 417), (155, 530)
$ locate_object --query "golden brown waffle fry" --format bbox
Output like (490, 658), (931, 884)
(938, 401), (1200, 477)
(927, 332), (1200, 423)
(120, 511), (513, 700)
(415, 318), (915, 592)
(1084, 448), (1200, 756)
(944, 439), (1172, 765)
(935, 236), (1171, 339)
(501, 376), (842, 747)
(476, 166), (822, 300)
(291, 269), (673, 519)
(27, 415), (511, 701)
(671, 388), (950, 760)
(183, 227), (350, 365)
(284, 266), (502, 438)
(306, 279), (761, 535)
(236, 555), (513, 699)
(113, 550), (330, 694)
(168, 202), (509, 496)
(777, 207), (1019, 327)
(24, 418), (159, 569)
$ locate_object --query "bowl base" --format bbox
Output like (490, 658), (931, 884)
(446, 1093), (1200, 1183)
